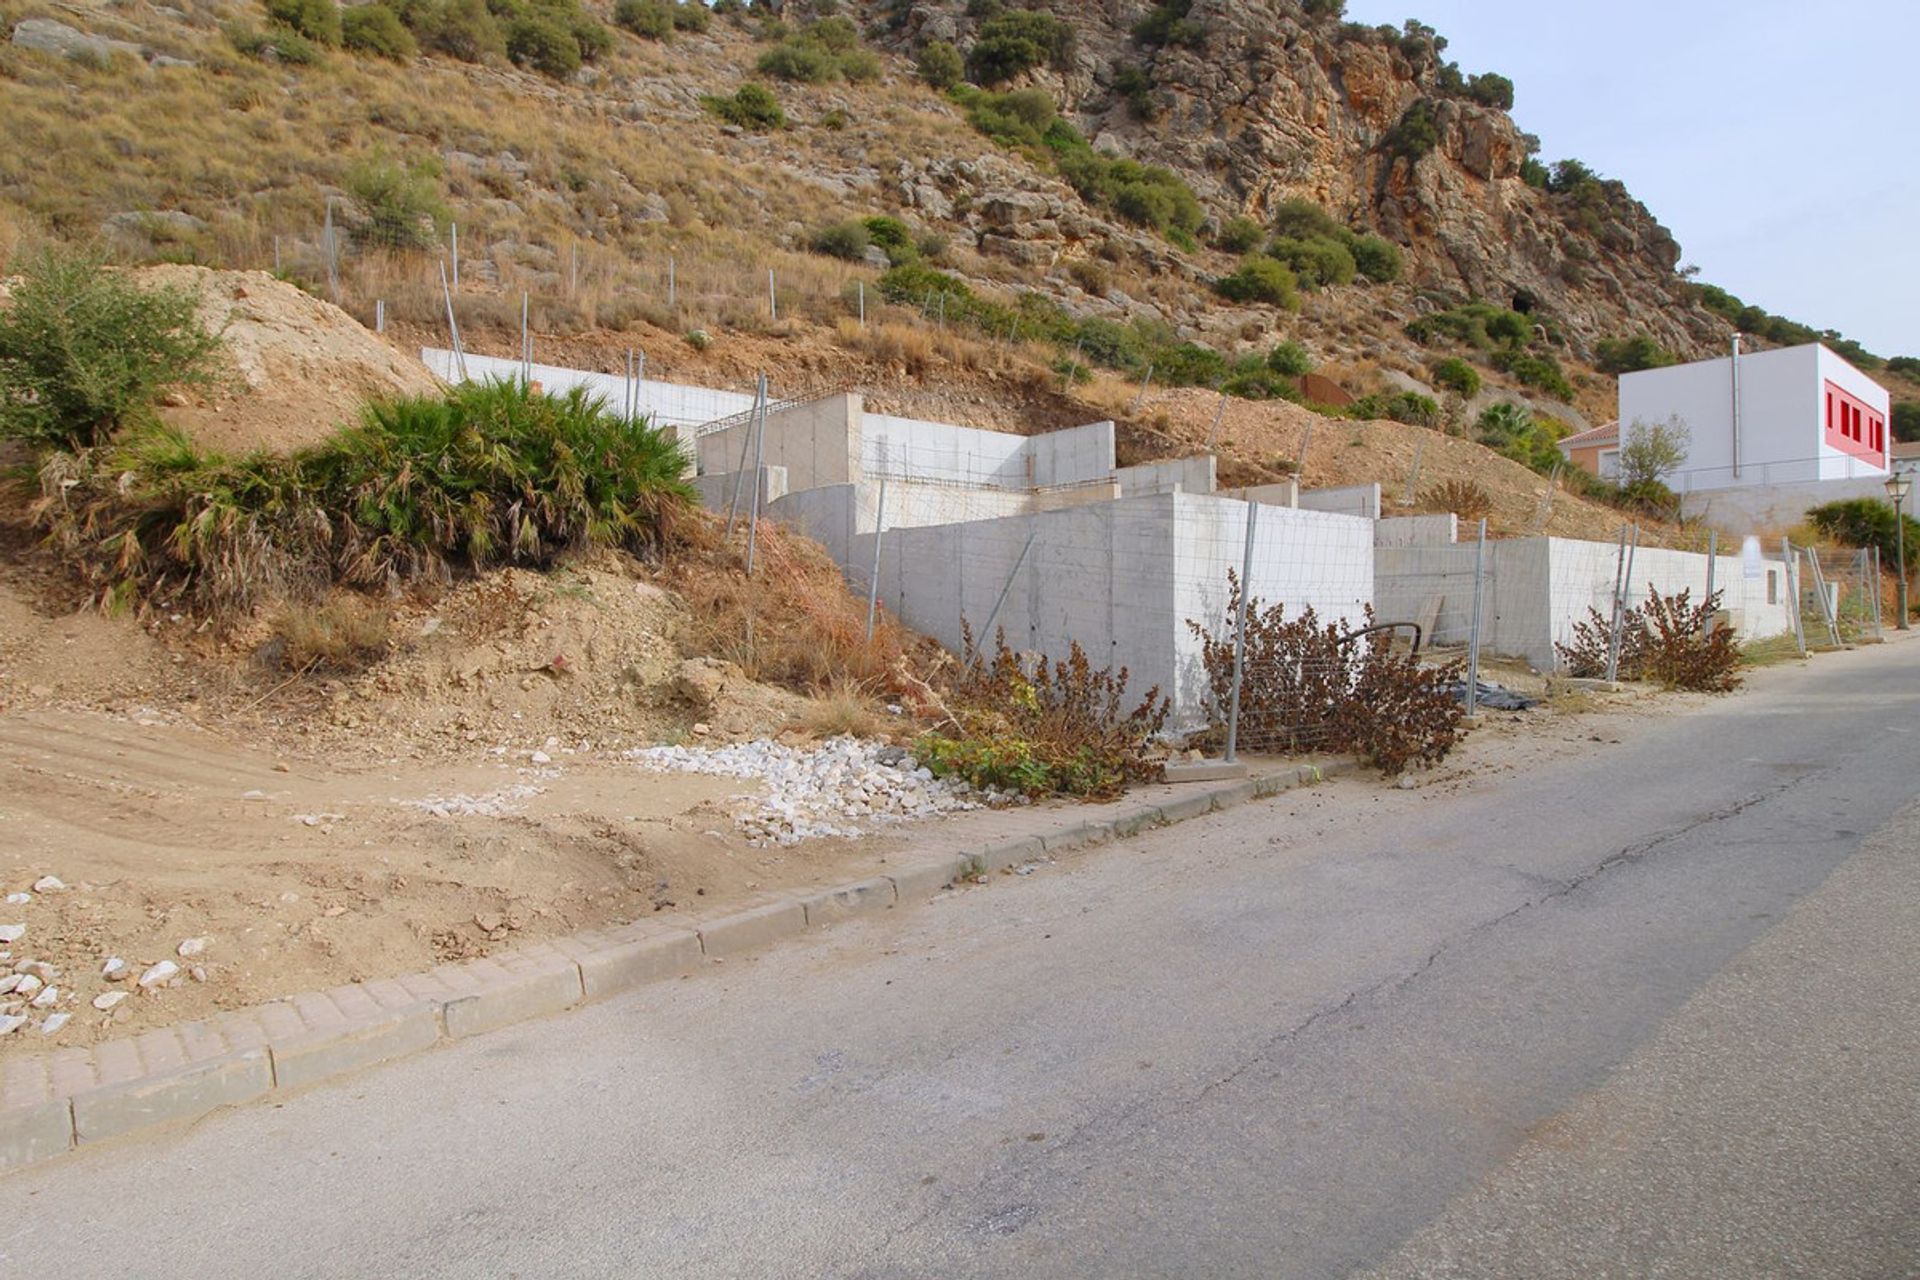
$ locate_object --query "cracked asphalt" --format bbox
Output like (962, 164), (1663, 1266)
(7, 639), (1919, 1279)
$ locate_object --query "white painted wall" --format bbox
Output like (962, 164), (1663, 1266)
(421, 349), (754, 437)
(1298, 483), (1383, 519)
(1620, 343), (1890, 494)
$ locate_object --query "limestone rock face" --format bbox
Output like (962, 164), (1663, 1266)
(879, 0), (1727, 361)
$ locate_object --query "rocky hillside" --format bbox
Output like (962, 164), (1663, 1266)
(5, 0), (1907, 437)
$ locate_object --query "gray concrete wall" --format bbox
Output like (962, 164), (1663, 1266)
(1222, 480), (1301, 508)
(698, 394), (863, 492)
(1375, 514), (1458, 547)
(1680, 474), (1898, 538)
(1546, 538), (1794, 655)
(1026, 421), (1118, 487)
(1299, 483), (1383, 519)
(1116, 455), (1217, 498)
(693, 466), (788, 515)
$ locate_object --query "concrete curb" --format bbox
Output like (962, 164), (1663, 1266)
(0, 758), (1355, 1174)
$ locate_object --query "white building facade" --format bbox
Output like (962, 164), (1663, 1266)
(1619, 342), (1890, 493)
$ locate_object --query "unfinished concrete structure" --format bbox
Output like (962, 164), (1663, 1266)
(1374, 528), (1797, 670)
(689, 392), (1372, 723)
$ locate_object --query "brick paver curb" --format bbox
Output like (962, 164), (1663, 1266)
(0, 758), (1354, 1174)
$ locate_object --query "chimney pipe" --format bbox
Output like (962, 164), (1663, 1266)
(1730, 333), (1743, 480)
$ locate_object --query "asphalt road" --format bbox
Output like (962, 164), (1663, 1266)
(6, 640), (1919, 1279)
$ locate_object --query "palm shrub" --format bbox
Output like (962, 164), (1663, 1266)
(0, 249), (227, 451)
(31, 380), (695, 614)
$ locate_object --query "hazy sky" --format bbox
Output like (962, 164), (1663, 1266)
(1343, 0), (1917, 358)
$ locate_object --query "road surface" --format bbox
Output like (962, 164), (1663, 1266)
(6, 640), (1919, 1278)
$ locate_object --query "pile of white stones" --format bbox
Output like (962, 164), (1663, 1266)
(0, 877), (210, 1039)
(628, 737), (1010, 846)
(396, 783), (546, 819)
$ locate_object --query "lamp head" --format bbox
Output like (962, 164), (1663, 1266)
(1888, 473), (1913, 504)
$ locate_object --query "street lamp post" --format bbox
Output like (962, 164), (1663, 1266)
(1888, 473), (1912, 631)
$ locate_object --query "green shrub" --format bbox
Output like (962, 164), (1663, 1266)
(614, 0), (673, 38)
(860, 215), (918, 265)
(1133, 0), (1203, 47)
(671, 0), (708, 31)
(1215, 257), (1299, 308)
(1894, 401), (1920, 443)
(758, 16), (876, 83)
(1347, 233), (1402, 282)
(265, 0), (340, 45)
(1385, 99), (1439, 159)
(344, 153), (447, 249)
(1475, 401), (1569, 473)
(1112, 61), (1156, 119)
(397, 0), (503, 61)
(1216, 216), (1264, 253)
(966, 10), (1072, 85)
(1267, 235), (1356, 289)
(230, 20), (326, 61)
(1491, 349), (1574, 401)
(342, 3), (417, 58)
(506, 10), (580, 76)
(1520, 156), (1549, 188)
(34, 380), (695, 615)
(1807, 498), (1920, 569)
(1406, 301), (1532, 352)
(1466, 72), (1513, 109)
(809, 220), (870, 261)
(758, 38), (837, 81)
(920, 628), (1169, 798)
(0, 249), (227, 452)
(701, 83), (785, 130)
(1267, 341), (1313, 377)
(1431, 356), (1480, 396)
(916, 38), (963, 89)
(1350, 390), (1439, 427)
(1594, 334), (1677, 374)
(1270, 198), (1343, 241)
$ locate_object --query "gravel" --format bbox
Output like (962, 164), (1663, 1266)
(627, 736), (1010, 846)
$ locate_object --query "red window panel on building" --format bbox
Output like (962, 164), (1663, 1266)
(1825, 381), (1886, 466)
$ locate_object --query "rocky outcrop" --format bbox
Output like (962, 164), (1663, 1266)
(871, 0), (1729, 362)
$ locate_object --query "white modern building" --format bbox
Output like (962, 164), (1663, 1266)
(1615, 341), (1891, 533)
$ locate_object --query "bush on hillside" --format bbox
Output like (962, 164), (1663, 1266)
(809, 220), (870, 261)
(1466, 72), (1513, 110)
(1431, 356), (1480, 396)
(227, 21), (324, 62)
(0, 250), (227, 452)
(1349, 390), (1439, 427)
(505, 10), (582, 77)
(756, 17), (875, 83)
(264, 0), (340, 45)
(393, 0), (504, 61)
(32, 380), (695, 616)
(1215, 257), (1299, 308)
(613, 0), (673, 39)
(1385, 100), (1439, 159)
(342, 3), (417, 58)
(1806, 498), (1920, 569)
(1132, 0), (1203, 48)
(1255, 342), (1307, 378)
(1895, 401), (1920, 444)
(701, 83), (785, 130)
(1406, 301), (1532, 351)
(1112, 61), (1157, 119)
(966, 10), (1072, 85)
(1348, 233), (1402, 282)
(1216, 216), (1264, 254)
(344, 153), (447, 249)
(1267, 235), (1356, 289)
(1595, 333), (1677, 374)
(916, 38), (963, 88)
(1490, 348), (1574, 401)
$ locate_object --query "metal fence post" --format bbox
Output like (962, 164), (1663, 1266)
(1604, 524), (1629, 682)
(520, 293), (531, 382)
(1225, 501), (1260, 763)
(437, 260), (467, 382)
(858, 280), (865, 328)
(1871, 546), (1885, 637)
(1402, 434), (1428, 506)
(725, 374), (766, 539)
(1204, 381), (1229, 452)
(375, 299), (385, 334)
(667, 256), (676, 310)
(865, 471), (889, 643)
(1466, 517), (1487, 717)
(745, 374), (769, 576)
(323, 198), (339, 303)
(979, 527), (1037, 646)
(1129, 364), (1155, 412)
(768, 268), (777, 321)
(1807, 548), (1840, 646)
(1703, 529), (1717, 633)
(1783, 538), (1806, 653)
(1294, 422), (1314, 477)
(450, 222), (459, 292)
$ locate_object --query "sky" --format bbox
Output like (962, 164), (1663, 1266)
(1342, 0), (1918, 358)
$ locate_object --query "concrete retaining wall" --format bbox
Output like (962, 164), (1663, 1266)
(1376, 535), (1796, 669)
(1300, 483), (1383, 519)
(1681, 474), (1898, 537)
(693, 466), (788, 514)
(1116, 455), (1217, 497)
(855, 494), (1372, 724)
(1375, 514), (1458, 547)
(698, 394), (863, 492)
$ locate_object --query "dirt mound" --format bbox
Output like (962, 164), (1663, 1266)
(289, 553), (811, 755)
(137, 266), (443, 455)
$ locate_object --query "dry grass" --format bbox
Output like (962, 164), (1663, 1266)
(664, 513), (925, 696)
(271, 598), (392, 672)
(797, 678), (888, 739)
